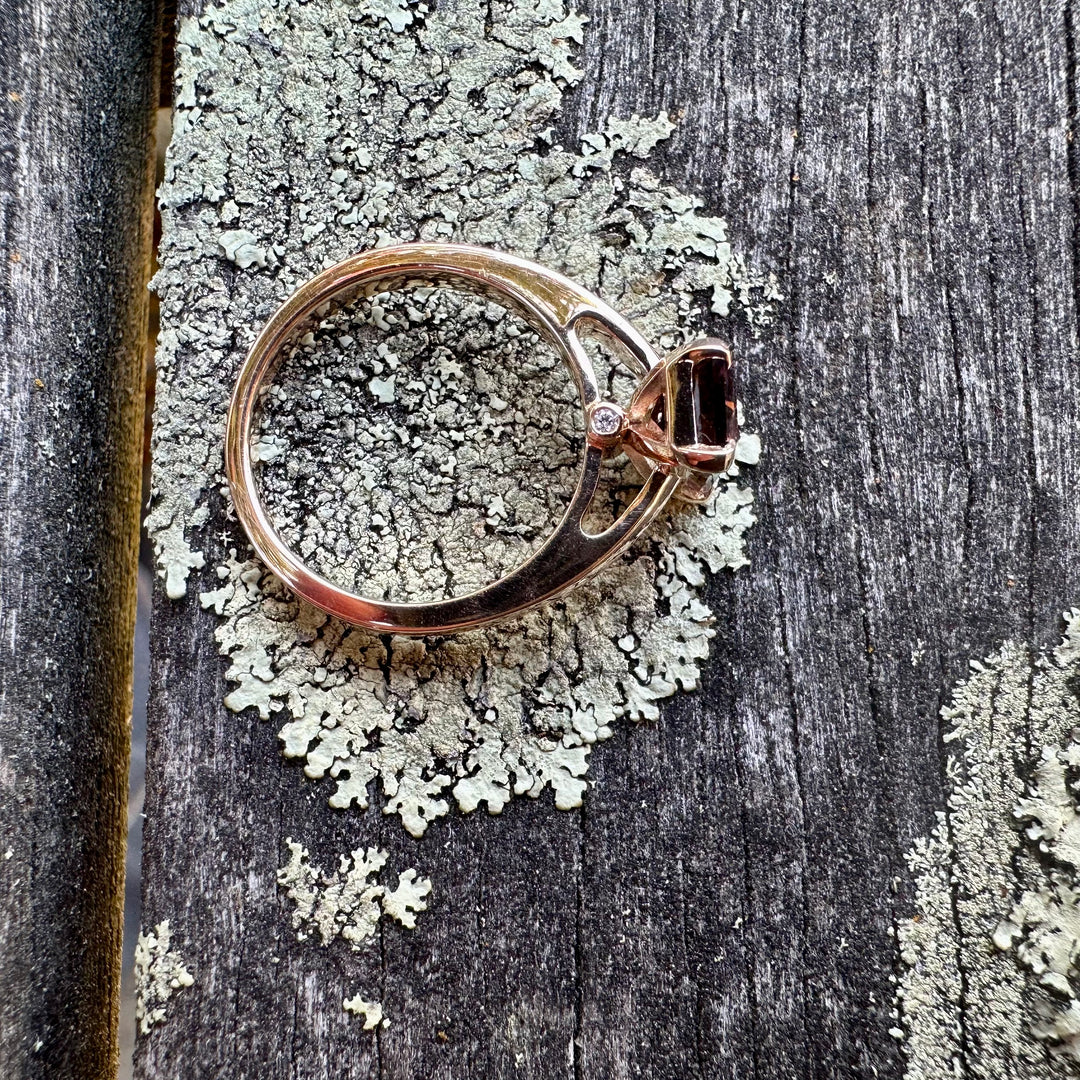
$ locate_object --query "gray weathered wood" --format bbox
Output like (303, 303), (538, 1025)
(138, 0), (1080, 1077)
(0, 1), (160, 1076)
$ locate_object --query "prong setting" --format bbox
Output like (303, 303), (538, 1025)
(623, 337), (739, 497)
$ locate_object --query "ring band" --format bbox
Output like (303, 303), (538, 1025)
(224, 243), (738, 635)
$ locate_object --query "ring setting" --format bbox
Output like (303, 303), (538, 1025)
(225, 243), (740, 635)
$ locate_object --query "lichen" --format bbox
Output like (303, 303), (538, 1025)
(152, 0), (777, 836)
(134, 920), (195, 1035)
(277, 837), (432, 949)
(896, 610), (1080, 1077)
(344, 994), (389, 1030)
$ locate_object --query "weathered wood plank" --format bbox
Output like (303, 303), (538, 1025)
(0, 1), (160, 1077)
(139, 0), (1080, 1077)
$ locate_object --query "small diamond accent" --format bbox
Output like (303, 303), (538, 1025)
(591, 404), (622, 437)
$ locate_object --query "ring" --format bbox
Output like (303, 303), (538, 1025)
(224, 243), (738, 635)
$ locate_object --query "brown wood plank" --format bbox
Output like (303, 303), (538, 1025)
(0, 1), (161, 1076)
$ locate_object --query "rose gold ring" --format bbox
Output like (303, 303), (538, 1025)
(224, 243), (737, 636)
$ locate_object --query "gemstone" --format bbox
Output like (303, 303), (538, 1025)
(667, 341), (737, 452)
(590, 403), (623, 437)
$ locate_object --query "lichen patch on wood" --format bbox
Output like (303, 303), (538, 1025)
(343, 994), (388, 1030)
(151, 0), (777, 837)
(896, 611), (1080, 1075)
(134, 921), (195, 1036)
(280, 839), (429, 1027)
(277, 838), (432, 949)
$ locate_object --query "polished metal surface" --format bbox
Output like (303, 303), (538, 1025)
(224, 243), (736, 634)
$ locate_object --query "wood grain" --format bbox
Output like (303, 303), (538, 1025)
(139, 1), (1080, 1077)
(0, 1), (160, 1077)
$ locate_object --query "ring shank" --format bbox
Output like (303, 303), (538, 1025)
(224, 243), (680, 635)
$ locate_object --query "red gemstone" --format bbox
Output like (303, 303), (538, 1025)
(666, 341), (737, 456)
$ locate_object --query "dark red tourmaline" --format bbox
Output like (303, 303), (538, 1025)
(667, 342), (737, 451)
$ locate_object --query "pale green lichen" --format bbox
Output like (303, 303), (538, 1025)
(218, 228), (268, 269)
(134, 920), (195, 1035)
(277, 837), (432, 949)
(896, 610), (1080, 1077)
(152, 516), (206, 601)
(152, 0), (777, 836)
(343, 994), (388, 1030)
